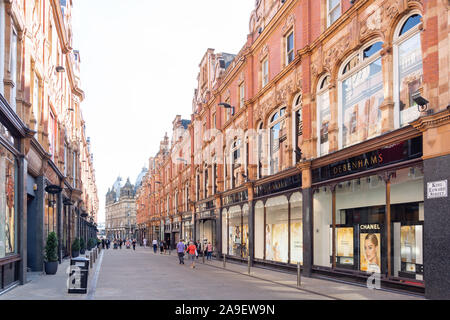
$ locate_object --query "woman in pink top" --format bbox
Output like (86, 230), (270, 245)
(206, 242), (213, 260)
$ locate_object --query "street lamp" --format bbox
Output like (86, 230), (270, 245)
(412, 91), (429, 113)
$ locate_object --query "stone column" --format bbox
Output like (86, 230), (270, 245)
(298, 161), (313, 277)
(246, 182), (254, 266)
(412, 109), (450, 299)
(380, 45), (395, 133)
(215, 194), (222, 255)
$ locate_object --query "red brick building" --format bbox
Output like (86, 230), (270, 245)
(137, 0), (450, 298)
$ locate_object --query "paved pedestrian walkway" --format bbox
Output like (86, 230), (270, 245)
(0, 246), (424, 300)
(0, 250), (102, 300)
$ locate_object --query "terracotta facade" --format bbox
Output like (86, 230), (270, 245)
(136, 0), (449, 298)
(0, 0), (98, 289)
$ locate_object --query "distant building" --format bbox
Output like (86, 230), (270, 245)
(105, 168), (147, 239)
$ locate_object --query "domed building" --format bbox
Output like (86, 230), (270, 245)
(105, 170), (146, 240)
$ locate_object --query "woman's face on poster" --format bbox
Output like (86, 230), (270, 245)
(364, 238), (378, 263)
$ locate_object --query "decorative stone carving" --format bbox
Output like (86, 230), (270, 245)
(259, 44), (269, 60)
(324, 35), (350, 70)
(281, 13), (295, 34)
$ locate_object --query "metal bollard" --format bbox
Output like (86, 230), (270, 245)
(248, 255), (251, 275)
(202, 252), (205, 264)
(169, 249), (171, 255)
(297, 262), (301, 287)
(223, 255), (226, 269)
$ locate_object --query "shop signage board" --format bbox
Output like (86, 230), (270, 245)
(427, 180), (448, 199)
(312, 137), (422, 183)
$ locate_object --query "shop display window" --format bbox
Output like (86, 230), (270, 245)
(0, 145), (17, 258)
(391, 166), (424, 281)
(242, 204), (249, 258)
(335, 175), (386, 272)
(313, 187), (332, 267)
(290, 192), (303, 264)
(254, 201), (264, 259)
(222, 209), (228, 254)
(265, 196), (288, 263)
(228, 206), (241, 256)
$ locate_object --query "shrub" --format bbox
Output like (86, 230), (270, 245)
(80, 238), (86, 251)
(45, 232), (58, 262)
(71, 238), (80, 252)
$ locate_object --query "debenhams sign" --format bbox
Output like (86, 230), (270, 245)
(312, 138), (422, 183)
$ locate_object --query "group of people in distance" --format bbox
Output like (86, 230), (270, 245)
(107, 238), (137, 250)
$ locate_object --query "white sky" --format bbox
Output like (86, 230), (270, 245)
(72, 0), (255, 223)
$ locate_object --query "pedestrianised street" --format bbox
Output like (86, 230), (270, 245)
(0, 246), (423, 300)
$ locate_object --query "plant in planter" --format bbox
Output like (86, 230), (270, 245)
(80, 238), (86, 254)
(44, 232), (58, 275)
(87, 238), (95, 251)
(71, 238), (80, 258)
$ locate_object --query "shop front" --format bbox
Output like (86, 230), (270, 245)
(181, 212), (193, 242)
(164, 219), (171, 248)
(195, 199), (217, 251)
(221, 190), (248, 260)
(253, 172), (302, 267)
(0, 93), (28, 291)
(311, 136), (424, 291)
(171, 217), (180, 249)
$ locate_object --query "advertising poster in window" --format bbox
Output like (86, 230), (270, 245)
(336, 227), (354, 265)
(290, 221), (303, 264)
(360, 224), (381, 273)
(266, 223), (288, 263)
(401, 225), (417, 272)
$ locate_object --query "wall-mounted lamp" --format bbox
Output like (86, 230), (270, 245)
(412, 91), (429, 113)
(218, 103), (235, 116)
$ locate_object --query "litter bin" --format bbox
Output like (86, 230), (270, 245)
(68, 257), (89, 294)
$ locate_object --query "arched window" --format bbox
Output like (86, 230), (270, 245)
(339, 41), (384, 149)
(394, 13), (423, 127)
(292, 93), (303, 165)
(231, 138), (241, 188)
(317, 76), (330, 157)
(257, 122), (264, 179)
(269, 107), (287, 174)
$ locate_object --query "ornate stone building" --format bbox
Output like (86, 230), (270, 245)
(106, 168), (147, 240)
(138, 0), (449, 299)
(0, 0), (98, 292)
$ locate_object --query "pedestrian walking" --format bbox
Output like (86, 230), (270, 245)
(143, 238), (147, 248)
(106, 239), (110, 249)
(187, 241), (197, 268)
(177, 239), (185, 265)
(132, 238), (137, 250)
(152, 239), (158, 253)
(206, 242), (213, 260)
(101, 239), (105, 249)
(195, 240), (201, 260)
(160, 240), (165, 254)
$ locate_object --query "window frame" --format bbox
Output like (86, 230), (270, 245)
(268, 107), (287, 175)
(286, 30), (295, 66)
(337, 39), (384, 150)
(393, 12), (423, 129)
(292, 93), (302, 166)
(327, 0), (341, 27)
(262, 58), (269, 88)
(316, 76), (331, 157)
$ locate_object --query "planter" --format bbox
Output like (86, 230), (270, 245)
(45, 261), (58, 275)
(72, 250), (79, 258)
